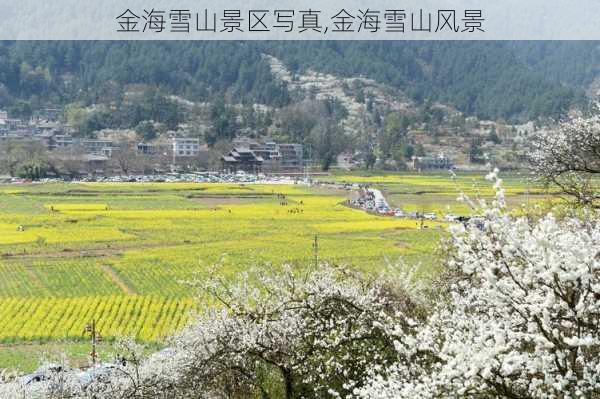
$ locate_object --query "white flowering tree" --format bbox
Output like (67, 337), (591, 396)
(530, 109), (600, 207)
(0, 265), (424, 399)
(155, 264), (422, 399)
(359, 173), (600, 398)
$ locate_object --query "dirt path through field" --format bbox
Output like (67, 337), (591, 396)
(0, 241), (182, 260)
(98, 264), (137, 295)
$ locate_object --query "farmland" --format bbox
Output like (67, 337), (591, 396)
(0, 173), (548, 370)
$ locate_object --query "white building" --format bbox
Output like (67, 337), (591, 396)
(82, 139), (114, 157)
(172, 137), (200, 157)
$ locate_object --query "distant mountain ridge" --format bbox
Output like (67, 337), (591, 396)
(0, 41), (596, 122)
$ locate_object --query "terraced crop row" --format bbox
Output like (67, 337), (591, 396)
(0, 296), (195, 343)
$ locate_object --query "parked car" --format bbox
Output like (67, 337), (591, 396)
(78, 363), (123, 389)
(19, 363), (70, 386)
(423, 213), (437, 220)
(444, 214), (460, 222)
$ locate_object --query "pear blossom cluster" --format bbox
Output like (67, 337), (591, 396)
(358, 175), (600, 398)
(164, 264), (421, 399)
(530, 109), (600, 206)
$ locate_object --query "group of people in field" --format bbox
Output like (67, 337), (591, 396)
(276, 193), (305, 214)
(277, 193), (289, 206)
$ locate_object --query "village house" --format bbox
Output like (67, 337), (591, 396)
(278, 143), (303, 169)
(81, 139), (115, 157)
(137, 142), (158, 155)
(410, 154), (454, 171)
(51, 135), (75, 150)
(172, 137), (200, 158)
(221, 148), (264, 173)
(230, 137), (303, 172)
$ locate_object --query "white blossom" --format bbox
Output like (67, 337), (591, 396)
(530, 107), (600, 206)
(358, 184), (600, 398)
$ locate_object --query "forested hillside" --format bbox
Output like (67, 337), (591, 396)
(510, 41), (600, 89)
(265, 41), (585, 120)
(0, 42), (290, 117)
(0, 41), (595, 122)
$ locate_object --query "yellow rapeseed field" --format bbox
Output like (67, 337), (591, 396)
(0, 175), (539, 351)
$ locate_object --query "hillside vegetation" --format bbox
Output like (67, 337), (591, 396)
(0, 41), (594, 121)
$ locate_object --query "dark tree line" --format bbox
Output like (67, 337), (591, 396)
(0, 42), (291, 117)
(0, 41), (591, 123)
